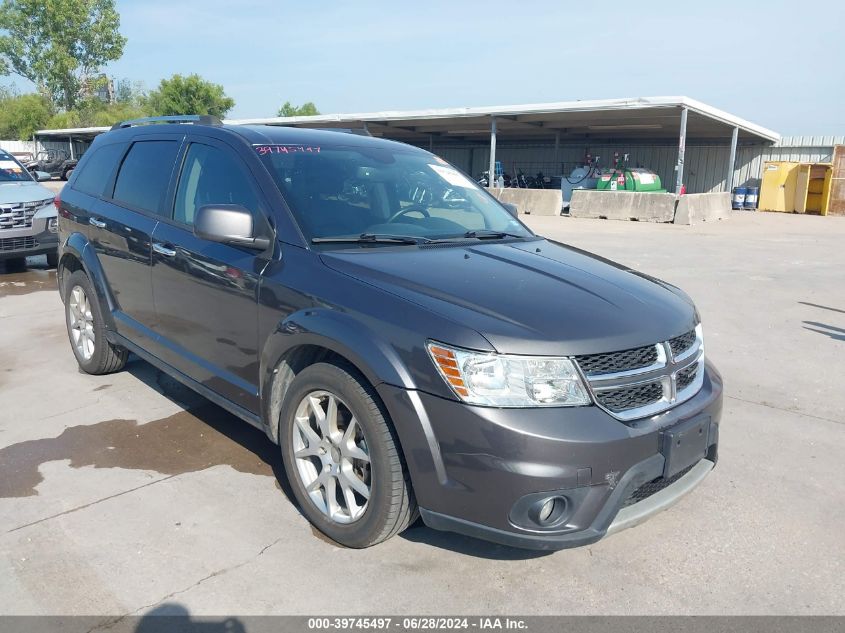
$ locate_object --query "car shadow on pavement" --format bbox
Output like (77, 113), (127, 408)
(124, 358), (300, 508)
(399, 524), (551, 560)
(126, 358), (552, 559)
(0, 254), (53, 274)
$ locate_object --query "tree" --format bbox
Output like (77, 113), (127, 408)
(145, 74), (235, 118)
(278, 101), (319, 117)
(114, 78), (146, 107)
(0, 93), (52, 140)
(0, 0), (127, 110)
(44, 97), (149, 129)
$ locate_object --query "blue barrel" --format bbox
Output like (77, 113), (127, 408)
(743, 186), (759, 209)
(732, 187), (747, 209)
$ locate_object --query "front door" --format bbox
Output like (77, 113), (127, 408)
(150, 137), (272, 413)
(88, 135), (183, 346)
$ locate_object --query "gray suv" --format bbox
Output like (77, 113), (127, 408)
(0, 149), (58, 266)
(57, 116), (722, 550)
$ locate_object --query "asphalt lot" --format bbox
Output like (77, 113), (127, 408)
(1, 210), (843, 617)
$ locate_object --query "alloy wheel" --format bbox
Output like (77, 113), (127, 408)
(291, 390), (372, 524)
(68, 285), (95, 361)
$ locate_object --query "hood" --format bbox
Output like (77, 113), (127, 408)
(320, 239), (697, 356)
(0, 181), (55, 205)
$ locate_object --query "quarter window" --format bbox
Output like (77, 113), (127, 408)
(174, 143), (260, 226)
(73, 142), (127, 197)
(112, 140), (180, 214)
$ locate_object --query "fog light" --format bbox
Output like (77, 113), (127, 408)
(539, 499), (556, 523)
(48, 218), (58, 233)
(533, 496), (567, 526)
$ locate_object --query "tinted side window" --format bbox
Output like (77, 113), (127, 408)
(174, 143), (259, 226)
(73, 142), (127, 196)
(113, 140), (180, 214)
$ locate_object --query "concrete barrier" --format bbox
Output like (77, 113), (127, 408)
(487, 187), (562, 216)
(569, 190), (677, 222)
(673, 192), (733, 225)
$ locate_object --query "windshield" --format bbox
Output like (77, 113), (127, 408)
(255, 143), (533, 244)
(0, 153), (34, 183)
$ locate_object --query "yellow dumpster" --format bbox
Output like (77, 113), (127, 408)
(759, 161), (832, 215)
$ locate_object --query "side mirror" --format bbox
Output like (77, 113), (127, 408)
(35, 171), (51, 182)
(194, 204), (271, 251)
(502, 202), (519, 218)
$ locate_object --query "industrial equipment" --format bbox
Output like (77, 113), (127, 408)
(595, 153), (666, 193)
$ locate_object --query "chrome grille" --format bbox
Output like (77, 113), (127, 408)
(575, 326), (704, 421)
(595, 381), (663, 413)
(0, 236), (37, 251)
(0, 199), (53, 230)
(669, 331), (696, 357)
(574, 344), (658, 376)
(676, 364), (698, 391)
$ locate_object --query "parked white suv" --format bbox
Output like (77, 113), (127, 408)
(0, 149), (58, 267)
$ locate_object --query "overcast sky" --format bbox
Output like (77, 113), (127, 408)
(4, 0), (844, 135)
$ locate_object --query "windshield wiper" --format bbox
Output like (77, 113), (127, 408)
(311, 233), (433, 245)
(461, 230), (526, 240)
(426, 230), (528, 243)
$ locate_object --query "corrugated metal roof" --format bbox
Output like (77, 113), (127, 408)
(227, 96), (781, 143)
(34, 96), (781, 143)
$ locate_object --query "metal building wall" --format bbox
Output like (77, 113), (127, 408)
(0, 140), (36, 154)
(427, 136), (844, 194)
(425, 140), (745, 194)
(733, 136), (844, 188)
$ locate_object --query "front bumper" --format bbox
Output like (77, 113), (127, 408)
(0, 223), (58, 261)
(377, 360), (722, 550)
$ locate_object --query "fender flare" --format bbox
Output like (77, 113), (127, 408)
(259, 308), (415, 442)
(59, 232), (117, 331)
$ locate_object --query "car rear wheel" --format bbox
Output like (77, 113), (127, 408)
(63, 270), (128, 374)
(279, 362), (416, 548)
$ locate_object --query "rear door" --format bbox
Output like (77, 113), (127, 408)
(150, 136), (272, 412)
(89, 134), (183, 346)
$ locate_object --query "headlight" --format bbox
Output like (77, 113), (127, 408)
(427, 342), (591, 408)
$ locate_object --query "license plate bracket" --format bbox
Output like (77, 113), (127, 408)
(661, 415), (710, 478)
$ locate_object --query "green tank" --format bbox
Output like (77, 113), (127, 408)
(596, 167), (665, 193)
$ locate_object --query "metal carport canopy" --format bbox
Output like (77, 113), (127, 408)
(227, 96), (780, 144)
(34, 126), (110, 142)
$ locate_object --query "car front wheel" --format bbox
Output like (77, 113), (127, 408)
(279, 362), (417, 548)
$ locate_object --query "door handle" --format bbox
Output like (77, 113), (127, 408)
(89, 217), (106, 228)
(152, 242), (177, 257)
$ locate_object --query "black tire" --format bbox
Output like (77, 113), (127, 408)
(46, 252), (58, 268)
(63, 269), (128, 374)
(279, 361), (416, 548)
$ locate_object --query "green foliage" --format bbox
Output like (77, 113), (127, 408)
(146, 74), (235, 118)
(0, 92), (52, 139)
(89, 102), (148, 126)
(278, 101), (320, 117)
(0, 0), (126, 109)
(45, 110), (81, 130)
(114, 78), (146, 107)
(44, 97), (149, 129)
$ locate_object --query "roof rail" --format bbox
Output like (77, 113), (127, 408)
(110, 115), (221, 131)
